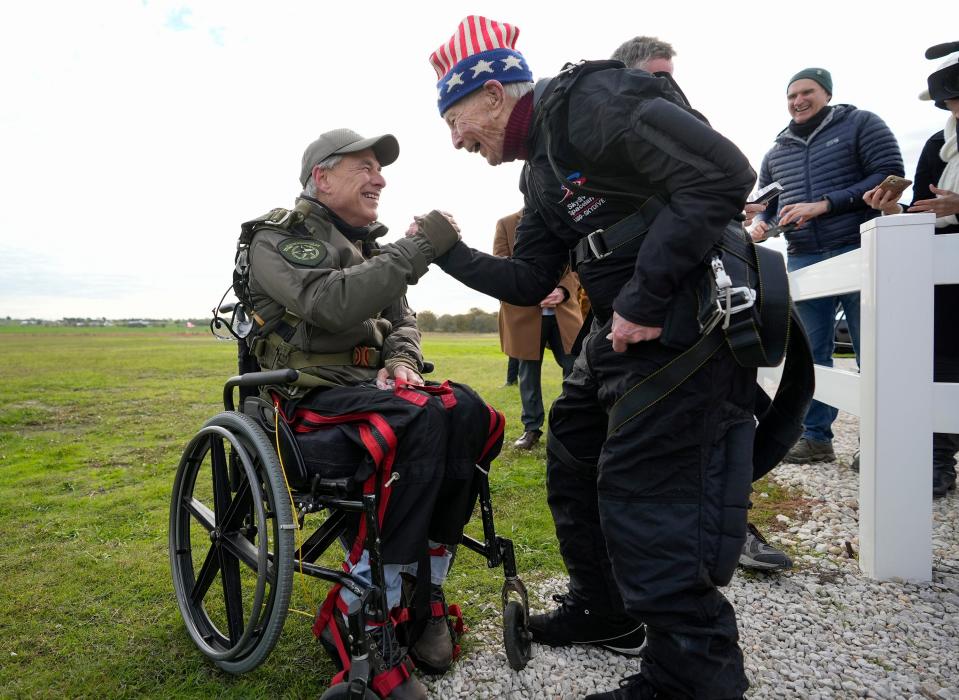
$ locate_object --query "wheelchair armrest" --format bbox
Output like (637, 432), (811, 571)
(223, 369), (300, 411)
(422, 361), (434, 374)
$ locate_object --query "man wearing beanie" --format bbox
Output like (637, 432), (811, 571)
(753, 69), (904, 466)
(238, 128), (505, 699)
(413, 15), (793, 699)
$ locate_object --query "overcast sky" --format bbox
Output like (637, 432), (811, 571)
(0, 1), (948, 319)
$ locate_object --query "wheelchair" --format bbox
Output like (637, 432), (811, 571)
(168, 321), (533, 698)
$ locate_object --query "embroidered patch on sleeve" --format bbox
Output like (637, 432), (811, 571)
(278, 239), (327, 267)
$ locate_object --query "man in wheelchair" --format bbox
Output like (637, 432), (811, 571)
(235, 128), (504, 699)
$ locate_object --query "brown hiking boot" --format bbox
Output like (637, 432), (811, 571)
(407, 584), (457, 674)
(366, 622), (426, 699)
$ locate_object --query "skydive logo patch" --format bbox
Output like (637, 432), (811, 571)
(559, 171), (606, 222)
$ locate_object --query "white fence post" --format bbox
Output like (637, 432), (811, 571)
(857, 212), (936, 581)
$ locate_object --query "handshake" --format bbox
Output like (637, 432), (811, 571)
(404, 210), (462, 258)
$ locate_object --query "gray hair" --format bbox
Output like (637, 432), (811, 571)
(440, 81), (534, 117)
(503, 81), (534, 100)
(610, 36), (675, 70)
(301, 153), (343, 197)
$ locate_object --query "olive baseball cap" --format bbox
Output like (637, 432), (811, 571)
(299, 129), (400, 186)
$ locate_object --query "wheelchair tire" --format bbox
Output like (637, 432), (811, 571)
(169, 411), (295, 674)
(503, 599), (532, 671)
(318, 684), (379, 700)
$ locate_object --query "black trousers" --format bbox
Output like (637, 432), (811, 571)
(291, 380), (501, 564)
(518, 314), (575, 431)
(547, 319), (755, 699)
(934, 352), (959, 477)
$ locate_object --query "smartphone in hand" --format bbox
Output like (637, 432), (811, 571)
(748, 181), (784, 206)
(764, 222), (798, 238)
(875, 175), (912, 199)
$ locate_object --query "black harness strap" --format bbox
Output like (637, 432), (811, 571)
(569, 197), (665, 271)
(607, 327), (725, 438)
(545, 429), (599, 476)
(607, 243), (794, 438)
(721, 242), (791, 369)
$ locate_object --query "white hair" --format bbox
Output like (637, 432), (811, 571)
(441, 81), (534, 117)
(302, 154), (343, 197)
(503, 81), (534, 100)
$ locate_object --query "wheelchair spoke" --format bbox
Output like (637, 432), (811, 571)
(210, 435), (231, 527)
(216, 479), (253, 534)
(184, 497), (215, 532)
(220, 531), (275, 581)
(190, 542), (221, 606)
(218, 543), (245, 646)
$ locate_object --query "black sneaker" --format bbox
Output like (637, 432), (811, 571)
(584, 673), (661, 699)
(933, 469), (957, 498)
(738, 523), (792, 571)
(528, 594), (645, 655)
(782, 437), (835, 464)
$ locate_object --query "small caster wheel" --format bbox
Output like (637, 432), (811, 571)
(503, 599), (532, 671)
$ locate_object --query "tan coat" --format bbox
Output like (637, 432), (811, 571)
(493, 211), (584, 360)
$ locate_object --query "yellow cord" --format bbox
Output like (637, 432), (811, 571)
(274, 404), (318, 615)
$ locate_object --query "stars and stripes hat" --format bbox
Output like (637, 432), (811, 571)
(429, 16), (533, 115)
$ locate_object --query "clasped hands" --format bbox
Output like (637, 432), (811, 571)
(405, 211), (460, 237)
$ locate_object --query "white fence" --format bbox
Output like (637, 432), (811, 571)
(758, 213), (959, 582)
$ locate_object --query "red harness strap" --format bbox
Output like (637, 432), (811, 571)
(394, 378), (458, 410)
(480, 404), (506, 462)
(289, 403), (410, 696)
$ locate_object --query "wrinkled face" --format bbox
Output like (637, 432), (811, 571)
(442, 87), (507, 166)
(787, 79), (831, 124)
(636, 56), (674, 75)
(946, 97), (959, 120)
(315, 150), (386, 226)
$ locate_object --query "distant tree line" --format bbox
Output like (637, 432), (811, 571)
(3, 317), (212, 327)
(6, 313), (498, 333)
(416, 308), (498, 333)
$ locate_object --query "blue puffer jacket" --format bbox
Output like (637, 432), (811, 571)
(757, 104), (904, 255)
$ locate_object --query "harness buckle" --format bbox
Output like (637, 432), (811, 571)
(586, 229), (611, 260)
(720, 287), (757, 329)
(267, 208), (293, 227)
(700, 255), (757, 335)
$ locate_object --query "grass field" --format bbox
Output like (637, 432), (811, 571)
(0, 327), (798, 698)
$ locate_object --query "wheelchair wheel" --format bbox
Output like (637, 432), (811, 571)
(503, 600), (532, 671)
(169, 411), (295, 674)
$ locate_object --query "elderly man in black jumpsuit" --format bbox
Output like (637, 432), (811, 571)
(414, 16), (758, 699)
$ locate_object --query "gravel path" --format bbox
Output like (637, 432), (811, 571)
(424, 407), (959, 699)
